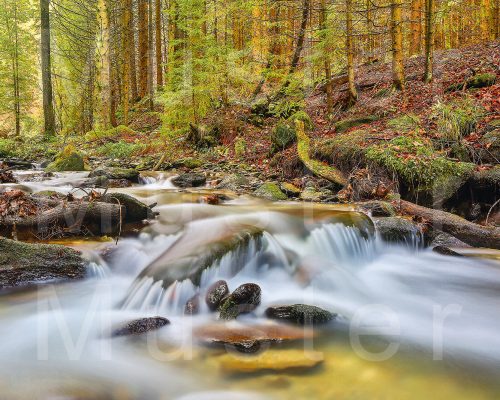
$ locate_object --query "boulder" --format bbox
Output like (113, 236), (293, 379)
(270, 122), (296, 154)
(215, 174), (251, 191)
(432, 246), (464, 257)
(280, 182), (301, 197)
(88, 168), (140, 183)
(219, 283), (262, 320)
(265, 304), (335, 325)
(218, 349), (324, 373)
(479, 129), (499, 164)
(45, 145), (85, 172)
(205, 280), (230, 311)
(184, 294), (201, 315)
(356, 201), (396, 217)
(254, 183), (287, 201)
(429, 231), (470, 248)
(172, 173), (207, 188)
(100, 192), (156, 222)
(373, 217), (422, 244)
(299, 186), (323, 202)
(0, 238), (86, 289)
(446, 73), (497, 93)
(112, 317), (170, 337)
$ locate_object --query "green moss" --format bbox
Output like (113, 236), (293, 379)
(255, 183), (288, 201)
(0, 138), (16, 157)
(431, 98), (484, 141)
(45, 145), (85, 172)
(446, 73), (496, 92)
(290, 110), (313, 131)
(334, 115), (379, 133)
(387, 114), (421, 132)
(270, 122), (296, 153)
(84, 125), (136, 142)
(268, 100), (303, 119)
(234, 137), (246, 158)
(366, 135), (475, 187)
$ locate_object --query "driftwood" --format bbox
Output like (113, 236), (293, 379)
(397, 200), (500, 249)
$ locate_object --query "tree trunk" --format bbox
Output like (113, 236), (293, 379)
(122, 0), (132, 124)
(320, 0), (333, 113)
(40, 0), (56, 137)
(423, 0), (434, 82)
(409, 0), (423, 55)
(346, 0), (358, 104)
(138, 0), (149, 98)
(148, 0), (154, 110)
(97, 0), (112, 129)
(12, 3), (20, 136)
(130, 0), (139, 101)
(155, 0), (163, 87)
(391, 0), (405, 90)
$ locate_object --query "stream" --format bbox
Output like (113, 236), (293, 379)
(1, 170), (500, 399)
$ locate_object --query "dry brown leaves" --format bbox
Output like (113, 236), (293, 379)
(0, 190), (39, 220)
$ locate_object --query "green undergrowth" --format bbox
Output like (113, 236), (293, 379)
(0, 136), (58, 160)
(84, 125), (136, 142)
(387, 113), (421, 132)
(366, 135), (475, 187)
(431, 97), (484, 141)
(95, 141), (147, 158)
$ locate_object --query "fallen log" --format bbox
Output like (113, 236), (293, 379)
(396, 200), (500, 249)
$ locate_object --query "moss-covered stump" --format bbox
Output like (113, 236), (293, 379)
(446, 73), (497, 93)
(89, 168), (140, 183)
(334, 115), (379, 133)
(0, 238), (86, 289)
(45, 145), (85, 172)
(296, 121), (347, 187)
(254, 183), (288, 201)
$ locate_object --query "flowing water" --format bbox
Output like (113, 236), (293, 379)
(1, 171), (500, 399)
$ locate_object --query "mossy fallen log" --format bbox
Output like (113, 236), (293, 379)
(397, 200), (500, 249)
(296, 121), (347, 187)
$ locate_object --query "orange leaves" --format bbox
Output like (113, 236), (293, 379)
(0, 190), (38, 220)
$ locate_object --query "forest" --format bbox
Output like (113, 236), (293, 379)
(0, 0), (499, 399)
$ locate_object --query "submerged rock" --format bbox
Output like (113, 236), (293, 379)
(112, 317), (170, 337)
(254, 183), (287, 201)
(432, 246), (464, 257)
(194, 323), (315, 354)
(215, 174), (251, 191)
(172, 173), (207, 188)
(218, 349), (324, 373)
(0, 238), (86, 289)
(205, 280), (230, 311)
(219, 283), (262, 320)
(265, 304), (335, 325)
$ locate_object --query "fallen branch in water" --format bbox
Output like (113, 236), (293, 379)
(396, 200), (500, 249)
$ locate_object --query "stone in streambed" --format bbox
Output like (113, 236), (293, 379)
(254, 183), (287, 201)
(100, 192), (156, 222)
(218, 349), (324, 373)
(432, 246), (464, 257)
(45, 145), (85, 172)
(280, 182), (301, 197)
(219, 283), (261, 320)
(88, 167), (140, 183)
(112, 316), (170, 337)
(0, 238), (86, 289)
(205, 280), (230, 311)
(194, 323), (315, 354)
(184, 294), (201, 315)
(373, 217), (422, 244)
(265, 304), (335, 325)
(172, 173), (207, 188)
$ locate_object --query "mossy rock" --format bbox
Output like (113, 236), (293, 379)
(254, 183), (288, 201)
(300, 187), (323, 202)
(446, 73), (496, 93)
(216, 174), (251, 191)
(334, 115), (379, 133)
(280, 182), (301, 197)
(270, 122), (296, 154)
(0, 238), (86, 289)
(172, 157), (203, 169)
(89, 167), (140, 182)
(373, 217), (422, 244)
(101, 192), (155, 222)
(45, 145), (85, 172)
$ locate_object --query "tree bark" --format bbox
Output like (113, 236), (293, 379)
(155, 0), (163, 87)
(423, 0), (434, 82)
(397, 200), (500, 249)
(320, 0), (333, 113)
(148, 0), (154, 110)
(409, 0), (423, 55)
(122, 0), (132, 124)
(346, 0), (358, 104)
(40, 0), (56, 137)
(97, 0), (112, 128)
(138, 0), (149, 98)
(130, 0), (139, 101)
(391, 0), (405, 90)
